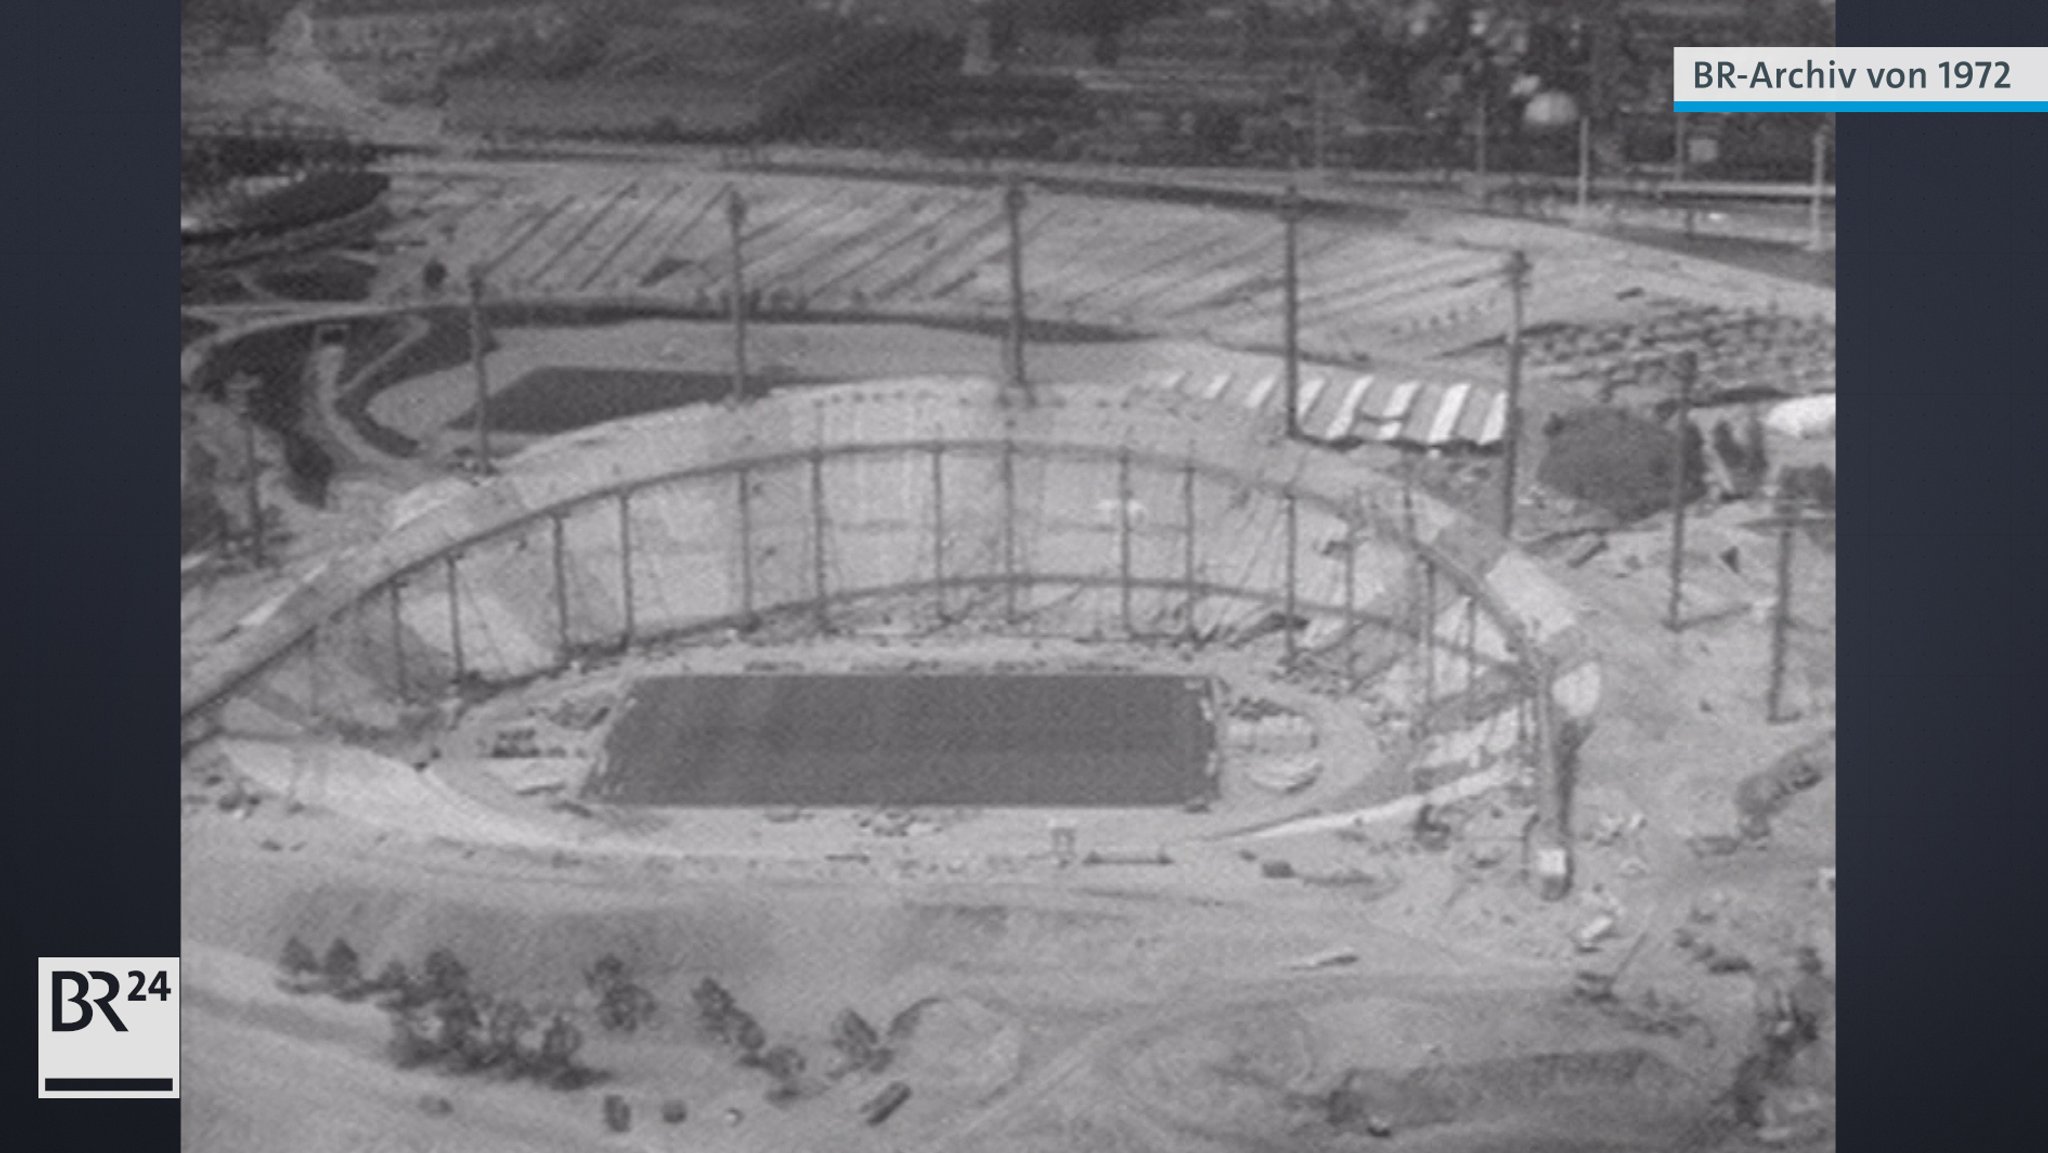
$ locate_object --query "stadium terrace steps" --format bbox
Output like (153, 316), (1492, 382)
(562, 184), (678, 292)
(554, 185), (661, 293)
(796, 194), (983, 305)
(744, 190), (916, 291)
(417, 174), (1514, 360)
(616, 182), (732, 290)
(521, 181), (644, 289)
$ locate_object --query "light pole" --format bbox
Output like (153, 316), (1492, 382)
(1666, 350), (1696, 632)
(1003, 172), (1030, 405)
(1311, 70), (1328, 172)
(1766, 496), (1807, 724)
(1575, 114), (1592, 218)
(466, 265), (492, 474)
(1673, 110), (1688, 183)
(1280, 183), (1303, 440)
(727, 185), (750, 407)
(227, 374), (266, 567)
(1675, 111), (1696, 237)
(1473, 82), (1489, 185)
(1807, 117), (1831, 253)
(1496, 249), (1530, 538)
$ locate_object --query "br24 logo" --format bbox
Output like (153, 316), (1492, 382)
(50, 969), (172, 1032)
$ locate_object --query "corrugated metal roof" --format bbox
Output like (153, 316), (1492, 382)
(1357, 378), (1419, 422)
(1399, 384), (1455, 444)
(1323, 375), (1377, 440)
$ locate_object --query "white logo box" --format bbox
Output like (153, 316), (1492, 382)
(37, 957), (179, 1099)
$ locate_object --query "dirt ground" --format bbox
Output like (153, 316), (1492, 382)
(181, 792), (1798, 1153)
(180, 485), (1836, 1150)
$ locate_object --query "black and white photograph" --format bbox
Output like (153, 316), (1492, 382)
(176, 2), (1838, 1149)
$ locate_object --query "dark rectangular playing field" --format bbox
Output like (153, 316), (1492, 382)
(590, 674), (1214, 807)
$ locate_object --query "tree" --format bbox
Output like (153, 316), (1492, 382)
(830, 1009), (889, 1075)
(1779, 464), (1835, 511)
(694, 977), (740, 1040)
(434, 990), (485, 1069)
(596, 981), (658, 1033)
(322, 938), (362, 993)
(586, 954), (630, 994)
(1537, 406), (1708, 522)
(693, 978), (736, 1022)
(422, 948), (471, 1003)
(534, 1013), (595, 1088)
(386, 1009), (442, 1069)
(365, 960), (412, 1002)
(693, 977), (767, 1060)
(1192, 109), (1243, 161)
(1740, 409), (1771, 494)
(279, 936), (319, 977)
(484, 998), (535, 1068)
(732, 1011), (766, 1060)
(588, 954), (656, 1033)
(539, 1014), (583, 1066)
(759, 1044), (807, 1103)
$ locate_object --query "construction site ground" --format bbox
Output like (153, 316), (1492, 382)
(182, 465), (1835, 1150)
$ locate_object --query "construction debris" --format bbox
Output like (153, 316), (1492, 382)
(1585, 810), (1646, 847)
(1412, 803), (1453, 852)
(1248, 755), (1321, 794)
(1320, 1069), (1398, 1139)
(1572, 913), (1619, 952)
(1565, 534), (1609, 568)
(830, 1009), (892, 1076)
(858, 809), (942, 838)
(1082, 848), (1172, 867)
(487, 726), (542, 758)
(1047, 820), (1078, 865)
(1299, 867), (1400, 897)
(1686, 834), (1744, 859)
(1285, 947), (1360, 971)
(861, 1081), (912, 1126)
(1674, 926), (1753, 974)
(693, 979), (766, 1062)
(1735, 738), (1832, 840)
(542, 695), (613, 731)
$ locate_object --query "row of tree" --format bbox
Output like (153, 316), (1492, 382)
(278, 937), (605, 1088)
(692, 977), (895, 1103)
(280, 936), (909, 1107)
(182, 131), (377, 200)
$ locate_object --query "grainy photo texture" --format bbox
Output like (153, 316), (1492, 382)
(180, 2), (1837, 1149)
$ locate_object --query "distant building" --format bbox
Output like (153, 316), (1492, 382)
(311, 2), (568, 64)
(441, 13), (899, 142)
